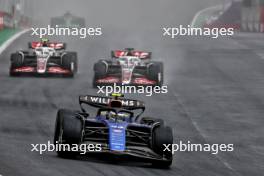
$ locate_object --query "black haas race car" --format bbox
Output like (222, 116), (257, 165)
(93, 48), (164, 87)
(54, 93), (173, 168)
(50, 11), (86, 28)
(9, 39), (78, 77)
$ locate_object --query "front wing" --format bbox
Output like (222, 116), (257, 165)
(94, 75), (158, 86)
(10, 66), (73, 77)
(67, 141), (170, 162)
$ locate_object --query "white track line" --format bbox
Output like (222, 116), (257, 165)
(0, 28), (30, 55)
(172, 91), (240, 176)
(190, 5), (222, 27)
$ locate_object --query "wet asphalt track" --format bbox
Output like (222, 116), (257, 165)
(1, 1), (264, 176)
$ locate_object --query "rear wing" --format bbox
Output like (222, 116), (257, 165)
(28, 42), (66, 50)
(111, 50), (151, 59)
(79, 95), (145, 111)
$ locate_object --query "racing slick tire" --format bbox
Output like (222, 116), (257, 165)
(94, 60), (108, 78)
(68, 52), (78, 73)
(93, 60), (108, 87)
(152, 126), (173, 168)
(54, 109), (83, 158)
(62, 52), (78, 75)
(9, 53), (23, 76)
(140, 117), (164, 126)
(147, 62), (164, 86)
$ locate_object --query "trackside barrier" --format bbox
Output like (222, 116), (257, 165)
(0, 12), (4, 30)
(0, 0), (32, 30)
(200, 0), (264, 33)
(260, 6), (264, 32)
(241, 0), (264, 32)
(3, 13), (14, 28)
(204, 1), (241, 31)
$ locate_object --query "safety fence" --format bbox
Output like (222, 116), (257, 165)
(0, 0), (32, 30)
(241, 0), (264, 32)
(203, 0), (264, 33)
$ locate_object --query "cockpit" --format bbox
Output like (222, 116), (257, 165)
(117, 56), (141, 68)
(97, 109), (133, 123)
(35, 47), (55, 58)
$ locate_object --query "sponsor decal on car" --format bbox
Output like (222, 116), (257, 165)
(37, 58), (47, 73)
(133, 78), (156, 85)
(108, 122), (127, 151)
(112, 50), (151, 59)
(14, 67), (34, 72)
(89, 96), (137, 107)
(48, 67), (70, 74)
(97, 77), (119, 83)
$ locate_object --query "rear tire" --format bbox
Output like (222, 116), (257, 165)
(93, 61), (108, 87)
(69, 52), (78, 73)
(148, 62), (163, 86)
(152, 126), (173, 168)
(54, 109), (83, 158)
(94, 61), (108, 78)
(62, 53), (78, 74)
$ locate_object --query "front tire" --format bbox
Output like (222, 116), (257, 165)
(62, 52), (78, 74)
(152, 126), (173, 168)
(10, 53), (23, 68)
(9, 53), (23, 77)
(54, 109), (83, 158)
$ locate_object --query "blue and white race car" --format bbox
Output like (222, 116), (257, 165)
(54, 93), (173, 167)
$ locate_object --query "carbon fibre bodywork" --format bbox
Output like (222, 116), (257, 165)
(55, 95), (173, 164)
(93, 49), (163, 87)
(81, 115), (169, 162)
(9, 42), (77, 77)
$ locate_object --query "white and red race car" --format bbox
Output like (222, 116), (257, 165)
(9, 40), (78, 77)
(93, 48), (163, 87)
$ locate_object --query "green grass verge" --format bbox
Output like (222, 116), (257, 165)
(0, 29), (18, 46)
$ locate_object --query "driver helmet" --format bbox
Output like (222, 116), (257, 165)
(125, 48), (134, 56)
(105, 111), (117, 121)
(41, 38), (49, 47)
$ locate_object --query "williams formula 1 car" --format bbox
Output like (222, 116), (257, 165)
(54, 93), (173, 167)
(9, 39), (78, 77)
(93, 48), (164, 87)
